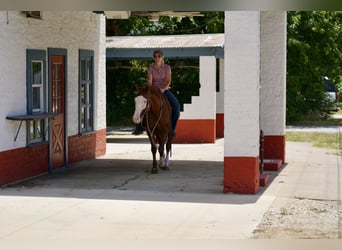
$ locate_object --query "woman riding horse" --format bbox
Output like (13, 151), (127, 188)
(133, 49), (180, 136)
(147, 49), (180, 137)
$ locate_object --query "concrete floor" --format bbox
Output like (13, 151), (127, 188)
(0, 132), (341, 247)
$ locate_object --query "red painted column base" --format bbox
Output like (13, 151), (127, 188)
(264, 135), (285, 163)
(216, 113), (224, 138)
(223, 156), (260, 194)
(259, 173), (270, 186)
(173, 119), (216, 143)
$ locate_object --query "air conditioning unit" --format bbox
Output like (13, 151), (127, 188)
(24, 11), (42, 19)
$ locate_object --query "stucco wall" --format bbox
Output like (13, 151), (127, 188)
(224, 11), (261, 157)
(181, 56), (216, 119)
(216, 58), (224, 114)
(0, 11), (106, 152)
(260, 11), (286, 135)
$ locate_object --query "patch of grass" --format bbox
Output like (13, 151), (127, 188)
(286, 109), (342, 151)
(280, 207), (292, 216)
(286, 132), (342, 150)
(310, 207), (327, 214)
(288, 109), (342, 127)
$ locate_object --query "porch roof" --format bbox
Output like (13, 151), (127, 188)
(106, 33), (224, 59)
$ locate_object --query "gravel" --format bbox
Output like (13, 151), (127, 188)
(252, 197), (342, 238)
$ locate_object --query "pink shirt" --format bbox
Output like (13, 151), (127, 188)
(147, 63), (171, 90)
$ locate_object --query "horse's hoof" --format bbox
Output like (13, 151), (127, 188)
(160, 166), (170, 171)
(151, 168), (158, 174)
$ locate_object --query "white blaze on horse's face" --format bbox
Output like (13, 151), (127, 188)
(132, 95), (147, 124)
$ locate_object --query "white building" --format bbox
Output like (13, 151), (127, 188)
(0, 11), (106, 185)
(0, 11), (287, 194)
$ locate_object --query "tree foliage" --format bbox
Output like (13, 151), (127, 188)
(106, 12), (224, 126)
(287, 11), (342, 122)
(106, 11), (342, 125)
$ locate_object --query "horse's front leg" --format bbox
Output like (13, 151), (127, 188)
(158, 143), (165, 169)
(151, 143), (158, 174)
(159, 143), (170, 171)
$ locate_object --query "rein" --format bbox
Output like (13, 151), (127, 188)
(143, 92), (165, 148)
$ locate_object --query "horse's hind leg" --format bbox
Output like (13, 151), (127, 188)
(151, 144), (158, 174)
(159, 143), (170, 171)
(164, 135), (172, 170)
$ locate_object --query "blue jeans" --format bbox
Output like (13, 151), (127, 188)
(164, 89), (180, 131)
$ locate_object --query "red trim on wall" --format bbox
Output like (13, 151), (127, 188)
(263, 135), (285, 163)
(173, 119), (216, 143)
(95, 128), (107, 157)
(68, 128), (107, 164)
(0, 129), (107, 186)
(216, 113), (224, 138)
(223, 156), (260, 194)
(0, 145), (48, 185)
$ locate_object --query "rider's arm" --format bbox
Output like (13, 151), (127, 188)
(160, 66), (171, 93)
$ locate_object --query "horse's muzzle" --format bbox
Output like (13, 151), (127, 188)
(132, 114), (141, 124)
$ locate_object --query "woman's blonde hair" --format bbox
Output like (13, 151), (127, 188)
(153, 49), (164, 57)
(153, 49), (164, 63)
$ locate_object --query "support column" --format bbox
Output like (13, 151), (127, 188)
(224, 11), (261, 194)
(216, 58), (224, 138)
(174, 56), (216, 143)
(260, 11), (287, 163)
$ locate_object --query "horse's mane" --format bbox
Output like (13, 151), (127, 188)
(138, 85), (162, 98)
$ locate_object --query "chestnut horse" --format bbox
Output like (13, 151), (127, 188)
(132, 85), (173, 174)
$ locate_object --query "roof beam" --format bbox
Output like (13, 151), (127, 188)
(106, 47), (224, 60)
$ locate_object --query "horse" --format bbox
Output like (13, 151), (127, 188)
(132, 85), (173, 174)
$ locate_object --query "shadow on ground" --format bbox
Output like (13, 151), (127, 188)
(1, 133), (282, 206)
(1, 155), (277, 205)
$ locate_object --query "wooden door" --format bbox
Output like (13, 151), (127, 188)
(51, 55), (65, 169)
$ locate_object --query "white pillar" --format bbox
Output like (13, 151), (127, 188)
(94, 13), (106, 131)
(216, 58), (224, 114)
(216, 59), (224, 138)
(224, 11), (261, 194)
(176, 56), (216, 143)
(182, 56), (216, 119)
(260, 11), (287, 162)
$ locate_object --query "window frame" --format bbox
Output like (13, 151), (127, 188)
(26, 49), (47, 145)
(79, 49), (94, 134)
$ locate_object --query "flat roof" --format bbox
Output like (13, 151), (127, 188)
(106, 33), (224, 59)
(106, 33), (224, 49)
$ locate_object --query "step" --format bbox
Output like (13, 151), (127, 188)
(259, 173), (270, 186)
(263, 159), (283, 171)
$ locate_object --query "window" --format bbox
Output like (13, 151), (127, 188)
(26, 50), (47, 144)
(79, 50), (94, 133)
(32, 61), (44, 112)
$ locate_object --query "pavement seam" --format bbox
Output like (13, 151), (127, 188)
(112, 175), (141, 189)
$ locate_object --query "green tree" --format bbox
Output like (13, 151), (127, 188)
(106, 12), (224, 126)
(287, 11), (342, 122)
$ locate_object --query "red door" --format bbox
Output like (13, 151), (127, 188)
(51, 55), (65, 169)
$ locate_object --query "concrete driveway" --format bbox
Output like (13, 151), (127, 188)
(0, 131), (341, 244)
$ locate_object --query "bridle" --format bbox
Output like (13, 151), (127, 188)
(140, 91), (165, 148)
